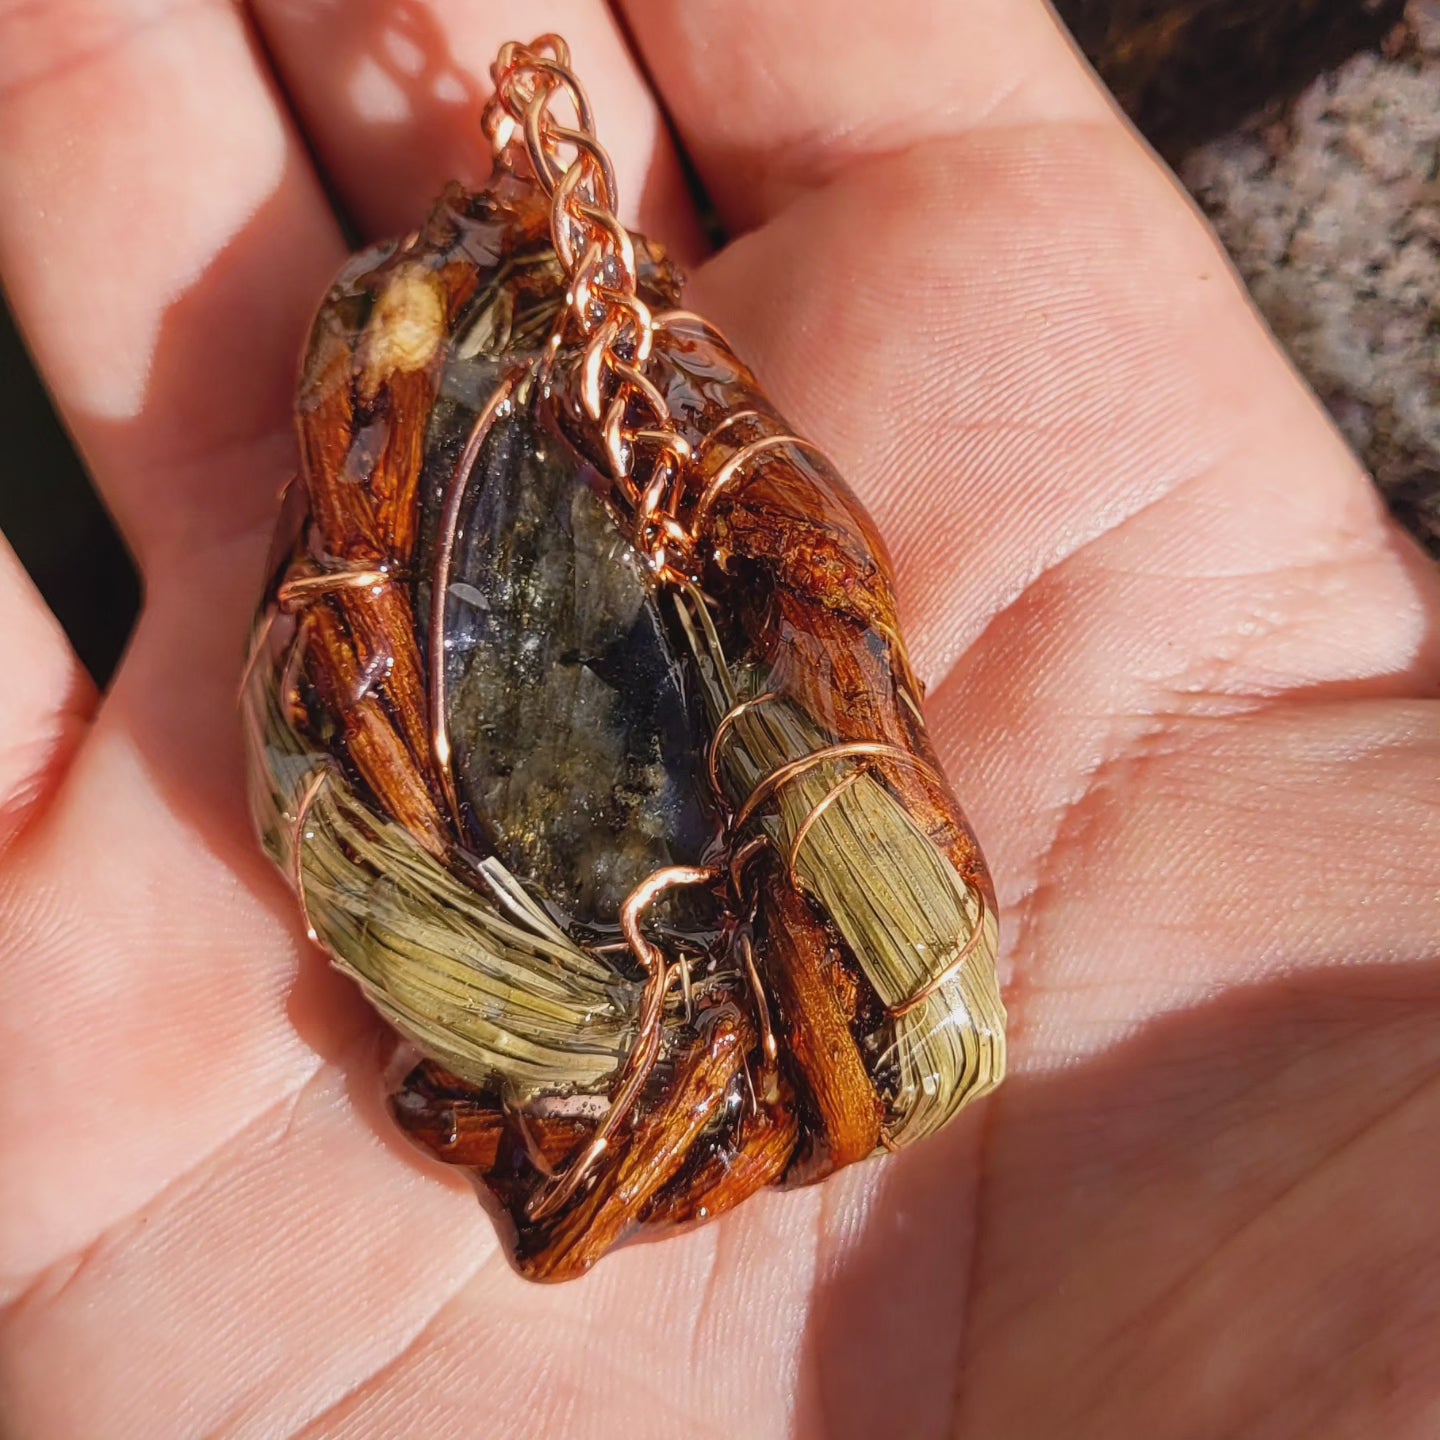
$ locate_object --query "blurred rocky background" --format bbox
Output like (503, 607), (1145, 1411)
(1, 0), (1436, 683)
(1177, 1), (1440, 555)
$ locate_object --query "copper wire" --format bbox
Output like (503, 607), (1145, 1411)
(263, 567), (394, 728)
(651, 308), (737, 354)
(428, 371), (521, 828)
(609, 360), (671, 426)
(485, 37), (693, 577)
(276, 566), (392, 610)
(727, 834), (773, 900)
(691, 433), (833, 533)
(290, 767), (331, 945)
(620, 864), (720, 972)
(689, 408), (768, 464)
(785, 766), (868, 879)
(730, 742), (944, 836)
(527, 863), (720, 1220)
(631, 427), (692, 462)
(706, 690), (781, 798)
(887, 891), (991, 1018)
(739, 933), (779, 1069)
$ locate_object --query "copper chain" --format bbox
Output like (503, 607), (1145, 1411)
(482, 37), (982, 1210)
(484, 34), (696, 582)
(486, 37), (714, 1217)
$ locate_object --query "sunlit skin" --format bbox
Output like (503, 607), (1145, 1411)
(0, 3), (1437, 1437)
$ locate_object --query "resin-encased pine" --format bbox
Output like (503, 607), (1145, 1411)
(243, 168), (1004, 1281)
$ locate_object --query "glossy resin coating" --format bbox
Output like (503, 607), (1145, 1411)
(243, 168), (1004, 1280)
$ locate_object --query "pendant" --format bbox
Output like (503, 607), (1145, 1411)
(242, 35), (1005, 1281)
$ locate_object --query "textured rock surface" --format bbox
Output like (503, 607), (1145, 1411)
(1180, 0), (1440, 554)
(433, 392), (715, 926)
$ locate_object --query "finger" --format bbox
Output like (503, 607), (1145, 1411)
(629, 0), (1440, 1035)
(0, 0), (346, 576)
(616, 0), (1112, 229)
(0, 537), (92, 851)
(686, 129), (1438, 683)
(618, 0), (1440, 696)
(249, 0), (705, 259)
(0, 0), (351, 1296)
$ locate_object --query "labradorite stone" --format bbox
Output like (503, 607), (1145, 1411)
(421, 385), (714, 930)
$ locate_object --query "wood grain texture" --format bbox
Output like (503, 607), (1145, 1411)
(762, 873), (882, 1175)
(520, 1015), (752, 1282)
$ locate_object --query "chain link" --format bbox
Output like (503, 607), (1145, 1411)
(484, 34), (697, 582)
(481, 36), (985, 1214)
(484, 37), (720, 1214)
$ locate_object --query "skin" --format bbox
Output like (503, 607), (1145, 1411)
(0, 1), (1437, 1436)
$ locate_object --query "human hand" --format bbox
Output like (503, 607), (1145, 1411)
(1, 3), (1436, 1436)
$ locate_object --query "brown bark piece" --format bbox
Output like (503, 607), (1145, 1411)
(763, 876), (882, 1172)
(304, 603), (446, 854)
(390, 1067), (592, 1174)
(643, 1083), (799, 1228)
(342, 585), (433, 766)
(291, 240), (485, 837)
(521, 1016), (751, 1282)
(297, 313), (386, 568)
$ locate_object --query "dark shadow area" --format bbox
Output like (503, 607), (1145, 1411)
(1056, 0), (1405, 159)
(793, 957), (1440, 1439)
(0, 291), (138, 684)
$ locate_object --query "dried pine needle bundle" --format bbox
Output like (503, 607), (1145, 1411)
(242, 35), (1005, 1280)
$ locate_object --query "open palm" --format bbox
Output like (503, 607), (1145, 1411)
(2, 3), (1437, 1436)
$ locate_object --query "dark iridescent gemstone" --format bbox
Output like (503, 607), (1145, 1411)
(420, 387), (716, 928)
